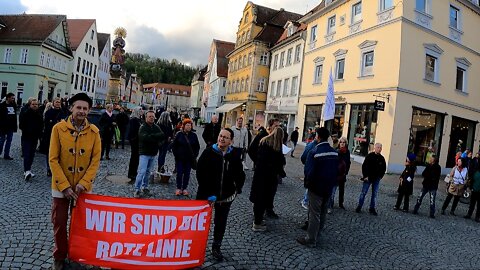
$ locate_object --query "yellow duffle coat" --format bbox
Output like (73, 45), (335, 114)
(49, 116), (101, 197)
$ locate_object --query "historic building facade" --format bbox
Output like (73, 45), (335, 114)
(298, 0), (480, 172)
(95, 33), (111, 101)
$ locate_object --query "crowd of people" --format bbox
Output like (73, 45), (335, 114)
(1, 91), (480, 269)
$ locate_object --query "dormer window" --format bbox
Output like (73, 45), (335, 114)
(287, 25), (294, 37)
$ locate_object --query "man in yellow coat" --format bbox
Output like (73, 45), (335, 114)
(49, 93), (101, 270)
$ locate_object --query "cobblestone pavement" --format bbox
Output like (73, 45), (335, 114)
(1, 127), (479, 269)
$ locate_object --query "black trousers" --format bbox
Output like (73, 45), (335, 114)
(101, 132), (113, 158)
(266, 176), (280, 211)
(442, 193), (460, 212)
(395, 192), (410, 211)
(338, 178), (345, 207)
(128, 141), (139, 180)
(212, 201), (232, 248)
(253, 201), (266, 225)
(467, 191), (480, 218)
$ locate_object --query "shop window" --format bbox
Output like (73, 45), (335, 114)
(325, 104), (346, 138)
(447, 116), (476, 167)
(303, 105), (322, 142)
(347, 104), (378, 156)
(408, 108), (444, 166)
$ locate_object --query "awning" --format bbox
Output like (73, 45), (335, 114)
(216, 103), (243, 113)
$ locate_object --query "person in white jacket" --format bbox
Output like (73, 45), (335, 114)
(232, 117), (249, 170)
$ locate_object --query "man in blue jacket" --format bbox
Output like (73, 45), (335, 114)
(297, 127), (338, 248)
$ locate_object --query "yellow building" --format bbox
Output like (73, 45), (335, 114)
(218, 1), (301, 128)
(298, 0), (480, 173)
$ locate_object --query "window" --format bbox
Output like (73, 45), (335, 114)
(283, 78), (290, 96)
(279, 52), (285, 68)
(352, 2), (362, 23)
(291, 76), (298, 96)
(244, 12), (249, 24)
(456, 67), (465, 92)
(380, 0), (393, 11)
(20, 48), (28, 64)
(336, 59), (345, 80)
(416, 0), (427, 13)
(294, 44), (302, 63)
(46, 54), (51, 68)
(52, 56), (57, 69)
(240, 79), (245, 92)
(16, 83), (24, 106)
(89, 63), (93, 76)
(327, 16), (336, 34)
(248, 53), (253, 65)
(40, 51), (45, 66)
(450, 5), (459, 29)
(245, 77), (249, 92)
(82, 59), (86, 74)
(243, 55), (247, 67)
(92, 47), (95, 56)
(238, 57), (243, 69)
(286, 48), (293, 66)
(314, 64), (323, 84)
(77, 57), (81, 72)
(85, 43), (88, 53)
(1, 82), (8, 99)
(259, 52), (269, 65)
(270, 81), (276, 97)
(362, 51), (374, 76)
(88, 45), (92, 56)
(310, 25), (317, 42)
(94, 65), (97, 77)
(425, 54), (437, 82)
(4, 48), (12, 63)
(273, 54), (279, 70)
(257, 78), (266, 92)
(276, 80), (282, 97)
(91, 30), (94, 39)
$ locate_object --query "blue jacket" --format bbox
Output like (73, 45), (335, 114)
(305, 141), (339, 198)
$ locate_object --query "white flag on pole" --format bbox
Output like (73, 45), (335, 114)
(323, 67), (335, 121)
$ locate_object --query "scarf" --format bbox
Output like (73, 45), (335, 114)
(339, 146), (347, 154)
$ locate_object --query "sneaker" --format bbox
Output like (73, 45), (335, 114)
(211, 247), (224, 261)
(30, 172), (35, 178)
(355, 206), (361, 213)
(369, 208), (378, 216)
(252, 222), (267, 232)
(301, 200), (309, 210)
(142, 189), (151, 196)
(182, 190), (189, 196)
(242, 161), (249, 170)
(175, 189), (182, 196)
(296, 237), (316, 248)
(265, 210), (279, 219)
(393, 206), (399, 211)
(24, 171), (32, 181)
(127, 179), (135, 185)
(4, 156), (13, 160)
(134, 190), (141, 198)
(327, 208), (333, 214)
(402, 209), (409, 213)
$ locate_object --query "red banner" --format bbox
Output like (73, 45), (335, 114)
(69, 193), (212, 269)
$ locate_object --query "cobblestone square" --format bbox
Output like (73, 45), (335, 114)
(1, 128), (479, 269)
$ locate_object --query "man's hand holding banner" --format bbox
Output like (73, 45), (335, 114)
(69, 193), (212, 269)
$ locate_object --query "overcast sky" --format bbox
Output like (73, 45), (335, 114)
(1, 0), (320, 66)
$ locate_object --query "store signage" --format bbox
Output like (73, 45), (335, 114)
(374, 100), (385, 111)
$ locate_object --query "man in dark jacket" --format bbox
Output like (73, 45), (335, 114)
(19, 98), (43, 181)
(202, 114), (221, 147)
(196, 128), (245, 261)
(355, 143), (386, 215)
(297, 127), (338, 248)
(134, 111), (165, 198)
(115, 107), (130, 149)
(290, 127), (299, 157)
(413, 155), (441, 218)
(0, 93), (17, 160)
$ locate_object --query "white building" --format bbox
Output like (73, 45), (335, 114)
(95, 32), (110, 101)
(266, 21), (306, 133)
(66, 19), (100, 99)
(203, 39), (235, 123)
(191, 66), (206, 119)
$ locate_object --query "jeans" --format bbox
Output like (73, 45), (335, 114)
(0, 131), (13, 158)
(328, 185), (338, 209)
(358, 178), (381, 209)
(413, 188), (437, 216)
(306, 190), (328, 244)
(176, 160), (192, 190)
(135, 155), (156, 191)
(22, 137), (37, 172)
(157, 143), (169, 170)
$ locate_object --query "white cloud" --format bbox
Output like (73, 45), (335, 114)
(15, 0), (319, 65)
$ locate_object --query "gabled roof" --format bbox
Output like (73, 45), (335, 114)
(97, 33), (110, 54)
(214, 39), (235, 77)
(67, 19), (95, 50)
(0, 14), (67, 44)
(274, 22), (307, 47)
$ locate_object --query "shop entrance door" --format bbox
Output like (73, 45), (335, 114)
(446, 116), (476, 167)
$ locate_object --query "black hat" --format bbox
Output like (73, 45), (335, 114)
(69, 93), (92, 108)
